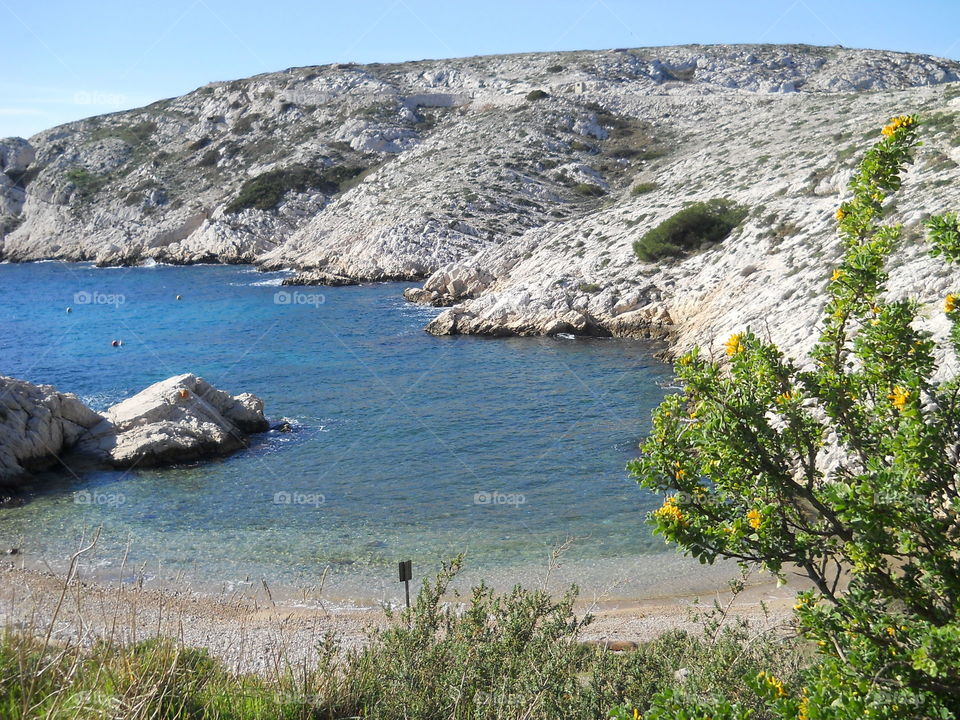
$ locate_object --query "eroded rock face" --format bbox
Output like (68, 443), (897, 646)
(0, 137), (35, 219)
(0, 377), (102, 483)
(281, 269), (358, 286)
(71, 374), (268, 468)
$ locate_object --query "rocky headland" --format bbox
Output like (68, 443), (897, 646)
(1, 44), (959, 359)
(0, 374), (268, 492)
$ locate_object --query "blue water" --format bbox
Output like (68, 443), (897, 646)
(0, 262), (717, 603)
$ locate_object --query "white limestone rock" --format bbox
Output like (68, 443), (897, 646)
(71, 374), (268, 468)
(0, 376), (101, 483)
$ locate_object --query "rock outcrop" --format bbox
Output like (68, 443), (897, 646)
(71, 374), (268, 467)
(0, 377), (102, 483)
(0, 374), (268, 487)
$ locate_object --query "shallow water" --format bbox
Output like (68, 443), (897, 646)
(0, 262), (736, 604)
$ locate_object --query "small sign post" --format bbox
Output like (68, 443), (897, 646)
(398, 559), (412, 611)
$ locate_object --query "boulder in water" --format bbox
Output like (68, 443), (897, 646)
(71, 374), (268, 468)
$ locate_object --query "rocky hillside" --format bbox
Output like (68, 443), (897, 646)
(2, 44), (959, 359)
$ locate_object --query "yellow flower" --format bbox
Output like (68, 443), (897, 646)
(881, 115), (915, 138)
(725, 333), (745, 356)
(794, 594), (813, 611)
(835, 207), (847, 222)
(831, 268), (845, 282)
(654, 496), (685, 525)
(757, 671), (787, 697)
(946, 294), (959, 313)
(889, 386), (910, 411)
(774, 391), (792, 405)
(747, 508), (762, 530)
(886, 626), (896, 636)
(799, 695), (810, 720)
(633, 709), (640, 720)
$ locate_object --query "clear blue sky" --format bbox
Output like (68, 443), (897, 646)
(2, 0), (959, 138)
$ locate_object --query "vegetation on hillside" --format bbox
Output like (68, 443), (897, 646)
(64, 167), (110, 201)
(224, 164), (367, 213)
(633, 198), (748, 262)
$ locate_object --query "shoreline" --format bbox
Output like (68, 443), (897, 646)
(0, 557), (802, 675)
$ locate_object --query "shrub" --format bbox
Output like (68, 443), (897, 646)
(64, 167), (108, 201)
(225, 164), (365, 213)
(546, 64), (565, 73)
(629, 115), (960, 717)
(188, 136), (211, 152)
(574, 182), (605, 197)
(631, 182), (657, 196)
(632, 198), (747, 262)
(89, 121), (156, 147)
(526, 89), (550, 101)
(231, 114), (259, 135)
(196, 149), (219, 167)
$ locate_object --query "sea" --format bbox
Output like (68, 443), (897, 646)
(0, 261), (739, 607)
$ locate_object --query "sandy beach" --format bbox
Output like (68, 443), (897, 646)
(0, 554), (802, 675)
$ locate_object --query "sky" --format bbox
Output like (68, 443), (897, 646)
(2, 0), (959, 138)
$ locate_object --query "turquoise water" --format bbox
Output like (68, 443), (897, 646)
(0, 262), (721, 604)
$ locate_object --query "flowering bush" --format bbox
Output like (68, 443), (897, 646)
(629, 115), (960, 718)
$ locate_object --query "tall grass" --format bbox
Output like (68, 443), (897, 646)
(0, 555), (805, 720)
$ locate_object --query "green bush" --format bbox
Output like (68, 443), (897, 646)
(630, 115), (960, 718)
(574, 182), (605, 197)
(225, 164), (365, 213)
(632, 198), (747, 262)
(631, 182), (657, 196)
(231, 114), (259, 135)
(64, 167), (109, 201)
(526, 89), (550, 101)
(89, 121), (156, 147)
(197, 149), (219, 167)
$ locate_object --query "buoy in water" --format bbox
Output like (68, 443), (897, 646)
(111, 340), (122, 347)
(176, 295), (182, 300)
(66, 307), (72, 313)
